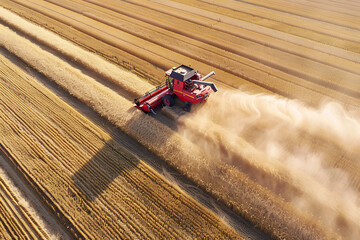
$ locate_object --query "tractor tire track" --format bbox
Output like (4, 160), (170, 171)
(228, 0), (360, 30)
(81, 0), (360, 77)
(200, 0), (360, 43)
(139, 0), (360, 61)
(41, 0), (360, 101)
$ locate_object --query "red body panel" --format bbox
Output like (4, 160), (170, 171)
(134, 66), (215, 113)
(170, 72), (210, 104)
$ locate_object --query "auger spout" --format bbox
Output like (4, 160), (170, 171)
(200, 71), (215, 81)
(192, 80), (218, 92)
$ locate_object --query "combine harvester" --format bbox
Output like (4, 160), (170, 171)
(135, 65), (218, 113)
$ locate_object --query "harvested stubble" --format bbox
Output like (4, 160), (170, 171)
(0, 159), (57, 239)
(0, 18), (337, 239)
(2, 1), (360, 238)
(5, 0), (360, 111)
(6, 0), (360, 110)
(0, 51), (240, 238)
(42, 0), (360, 99)
(0, 189), (41, 239)
(0, 7), (152, 97)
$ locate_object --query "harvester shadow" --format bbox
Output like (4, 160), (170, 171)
(71, 110), (174, 202)
(71, 138), (140, 202)
(70, 110), (269, 239)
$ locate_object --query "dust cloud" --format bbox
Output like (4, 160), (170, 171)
(178, 89), (360, 239)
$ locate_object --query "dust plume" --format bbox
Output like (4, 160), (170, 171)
(179, 89), (360, 239)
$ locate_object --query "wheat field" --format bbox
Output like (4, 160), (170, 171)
(0, 0), (359, 239)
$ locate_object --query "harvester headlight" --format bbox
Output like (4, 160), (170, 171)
(196, 95), (203, 98)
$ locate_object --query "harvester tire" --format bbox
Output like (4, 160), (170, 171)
(183, 102), (192, 112)
(163, 94), (175, 107)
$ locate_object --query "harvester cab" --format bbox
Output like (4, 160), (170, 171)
(134, 65), (217, 113)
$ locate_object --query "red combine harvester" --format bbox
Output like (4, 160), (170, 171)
(134, 65), (218, 114)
